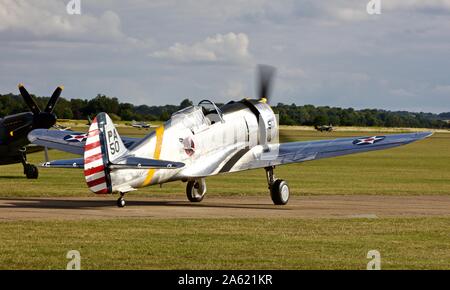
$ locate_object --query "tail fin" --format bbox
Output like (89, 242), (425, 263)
(83, 113), (127, 194)
(83, 112), (185, 194)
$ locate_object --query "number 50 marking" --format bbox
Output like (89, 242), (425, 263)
(107, 129), (120, 155)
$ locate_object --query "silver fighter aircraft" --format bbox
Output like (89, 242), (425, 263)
(28, 65), (432, 207)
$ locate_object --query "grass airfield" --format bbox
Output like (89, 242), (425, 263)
(0, 126), (449, 269)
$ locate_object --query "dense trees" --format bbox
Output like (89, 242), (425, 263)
(273, 103), (449, 128)
(0, 93), (448, 129)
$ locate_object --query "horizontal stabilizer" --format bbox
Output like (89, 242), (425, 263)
(110, 157), (185, 169)
(41, 158), (84, 168)
(40, 156), (184, 170)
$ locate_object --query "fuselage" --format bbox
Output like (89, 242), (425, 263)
(0, 111), (57, 165)
(0, 112), (34, 165)
(109, 99), (277, 192)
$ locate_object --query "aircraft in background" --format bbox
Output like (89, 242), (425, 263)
(315, 124), (333, 132)
(0, 84), (62, 178)
(53, 124), (71, 131)
(29, 65), (432, 207)
(131, 120), (151, 129)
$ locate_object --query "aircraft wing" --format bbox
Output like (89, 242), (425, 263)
(180, 132), (432, 177)
(230, 132), (433, 172)
(28, 129), (140, 155)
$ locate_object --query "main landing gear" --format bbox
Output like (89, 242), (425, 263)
(20, 149), (38, 179)
(186, 178), (207, 202)
(265, 166), (290, 205)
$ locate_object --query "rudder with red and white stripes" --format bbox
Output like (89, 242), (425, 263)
(83, 113), (112, 194)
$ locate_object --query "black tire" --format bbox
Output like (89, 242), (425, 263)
(25, 164), (39, 179)
(186, 180), (206, 202)
(117, 196), (126, 208)
(270, 179), (290, 205)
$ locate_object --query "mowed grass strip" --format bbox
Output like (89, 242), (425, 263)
(0, 129), (449, 197)
(0, 217), (449, 269)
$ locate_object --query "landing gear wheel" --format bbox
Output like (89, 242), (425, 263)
(117, 196), (126, 208)
(20, 149), (38, 179)
(186, 179), (206, 202)
(24, 164), (39, 179)
(270, 179), (290, 205)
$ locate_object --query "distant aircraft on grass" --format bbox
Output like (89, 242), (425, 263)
(315, 124), (333, 132)
(131, 120), (152, 129)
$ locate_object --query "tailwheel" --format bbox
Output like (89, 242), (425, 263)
(265, 166), (290, 205)
(117, 193), (126, 208)
(186, 179), (207, 202)
(24, 163), (39, 179)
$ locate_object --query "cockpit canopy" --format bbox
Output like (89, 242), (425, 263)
(171, 100), (223, 131)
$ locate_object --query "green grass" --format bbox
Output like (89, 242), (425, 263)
(0, 128), (448, 197)
(0, 127), (449, 269)
(0, 217), (448, 269)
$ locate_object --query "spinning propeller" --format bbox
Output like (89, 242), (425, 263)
(256, 64), (276, 104)
(255, 65), (292, 142)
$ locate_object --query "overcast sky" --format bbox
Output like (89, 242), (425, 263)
(1, 0), (449, 113)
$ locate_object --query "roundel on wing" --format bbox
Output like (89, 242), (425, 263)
(183, 136), (195, 156)
(63, 133), (88, 142)
(352, 136), (385, 145)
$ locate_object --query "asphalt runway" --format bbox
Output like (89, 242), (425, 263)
(0, 195), (449, 221)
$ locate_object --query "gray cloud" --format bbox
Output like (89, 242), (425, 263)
(0, 0), (131, 42)
(0, 0), (449, 113)
(151, 32), (251, 64)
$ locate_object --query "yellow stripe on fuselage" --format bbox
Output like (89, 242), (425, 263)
(142, 125), (164, 186)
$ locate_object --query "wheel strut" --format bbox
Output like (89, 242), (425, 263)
(265, 166), (275, 188)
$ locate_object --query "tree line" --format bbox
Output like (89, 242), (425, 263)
(1, 93), (449, 129)
(274, 103), (450, 129)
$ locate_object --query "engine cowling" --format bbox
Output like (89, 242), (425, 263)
(253, 101), (278, 145)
